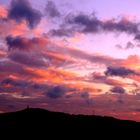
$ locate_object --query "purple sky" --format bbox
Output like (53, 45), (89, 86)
(1, 0), (140, 17)
(1, 0), (140, 121)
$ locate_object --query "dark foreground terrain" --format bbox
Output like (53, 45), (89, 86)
(0, 108), (140, 134)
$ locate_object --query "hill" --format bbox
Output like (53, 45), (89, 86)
(0, 108), (140, 132)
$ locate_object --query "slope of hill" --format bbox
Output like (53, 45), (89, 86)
(0, 108), (140, 132)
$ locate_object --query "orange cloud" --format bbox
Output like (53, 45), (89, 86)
(92, 72), (129, 87)
(43, 51), (76, 66)
(0, 19), (47, 38)
(23, 67), (100, 93)
(25, 67), (79, 83)
(0, 5), (7, 18)
(0, 20), (29, 38)
(19, 36), (48, 50)
(129, 75), (140, 83)
(106, 78), (128, 87)
(119, 55), (140, 83)
(121, 55), (140, 69)
(11, 20), (29, 37)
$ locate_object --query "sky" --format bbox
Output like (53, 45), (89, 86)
(1, 0), (140, 121)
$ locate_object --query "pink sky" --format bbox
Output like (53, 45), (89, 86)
(1, 0), (140, 121)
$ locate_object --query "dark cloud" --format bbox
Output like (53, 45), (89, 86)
(0, 60), (25, 75)
(105, 67), (138, 77)
(110, 86), (125, 94)
(6, 36), (29, 51)
(20, 91), (31, 97)
(66, 13), (101, 33)
(117, 99), (124, 104)
(45, 1), (60, 18)
(30, 83), (49, 90)
(8, 0), (42, 28)
(125, 42), (134, 49)
(115, 44), (123, 49)
(6, 36), (47, 51)
(3, 76), (46, 85)
(1, 78), (28, 88)
(48, 28), (73, 37)
(0, 78), (51, 98)
(86, 99), (94, 105)
(102, 18), (139, 34)
(81, 92), (89, 98)
(9, 51), (48, 68)
(46, 85), (67, 99)
(0, 60), (42, 79)
(6, 36), (50, 68)
(116, 42), (135, 50)
(91, 72), (126, 87)
(80, 92), (94, 105)
(135, 108), (140, 112)
(65, 13), (140, 40)
(0, 93), (47, 112)
(134, 34), (140, 41)
(6, 36), (87, 68)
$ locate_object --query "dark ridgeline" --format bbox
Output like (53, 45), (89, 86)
(0, 108), (140, 134)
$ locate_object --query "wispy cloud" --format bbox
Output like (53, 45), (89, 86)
(45, 1), (61, 18)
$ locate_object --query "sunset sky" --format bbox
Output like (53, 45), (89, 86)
(1, 0), (140, 121)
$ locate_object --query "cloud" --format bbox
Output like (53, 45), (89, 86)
(102, 18), (139, 34)
(6, 36), (48, 51)
(0, 5), (7, 18)
(134, 34), (140, 41)
(0, 77), (50, 94)
(6, 36), (77, 68)
(66, 13), (101, 33)
(81, 92), (89, 98)
(45, 1), (60, 18)
(6, 36), (30, 51)
(8, 0), (42, 28)
(116, 42), (135, 50)
(91, 72), (128, 87)
(56, 46), (119, 66)
(115, 44), (123, 49)
(110, 86), (125, 94)
(43, 41), (120, 67)
(121, 55), (140, 69)
(0, 50), (6, 58)
(105, 66), (138, 77)
(5, 35), (122, 72)
(80, 91), (94, 105)
(125, 42), (135, 49)
(64, 13), (140, 41)
(86, 98), (94, 105)
(1, 78), (28, 88)
(48, 28), (74, 37)
(0, 93), (46, 112)
(45, 85), (67, 99)
(0, 60), (42, 80)
(0, 19), (29, 38)
(9, 51), (48, 68)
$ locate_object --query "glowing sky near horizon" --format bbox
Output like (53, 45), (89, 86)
(1, 0), (140, 121)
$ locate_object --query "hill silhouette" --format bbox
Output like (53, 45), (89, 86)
(0, 108), (140, 131)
